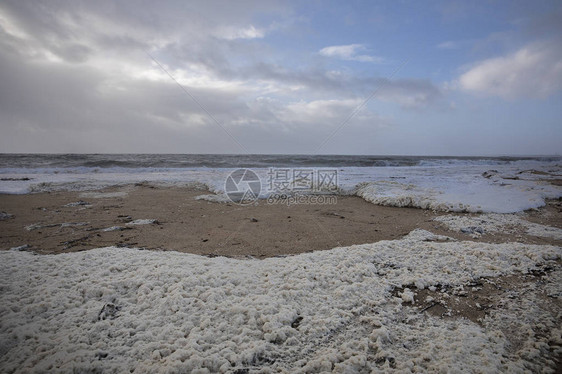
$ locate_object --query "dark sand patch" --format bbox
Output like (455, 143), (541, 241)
(396, 264), (562, 373)
(402, 265), (559, 324)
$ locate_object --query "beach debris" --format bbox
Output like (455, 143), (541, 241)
(125, 219), (159, 226)
(94, 352), (109, 360)
(25, 223), (58, 231)
(250, 217), (258, 222)
(25, 222), (88, 231)
(98, 303), (121, 321)
(61, 235), (91, 250)
(117, 215), (133, 223)
(482, 170), (498, 178)
(64, 200), (91, 207)
(460, 226), (485, 236)
(0, 177), (31, 181)
(10, 244), (30, 251)
(0, 211), (14, 220)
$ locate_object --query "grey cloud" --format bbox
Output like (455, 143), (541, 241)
(233, 63), (441, 108)
(0, 0), (440, 154)
(2, 0), (442, 107)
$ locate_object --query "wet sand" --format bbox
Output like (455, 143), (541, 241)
(0, 184), (560, 257)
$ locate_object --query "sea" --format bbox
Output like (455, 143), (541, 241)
(0, 154), (560, 213)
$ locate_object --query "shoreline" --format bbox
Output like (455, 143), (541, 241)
(1, 184), (560, 257)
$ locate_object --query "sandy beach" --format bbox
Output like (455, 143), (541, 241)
(1, 184), (560, 257)
(1, 160), (561, 373)
(2, 0), (562, 370)
(1, 183), (562, 372)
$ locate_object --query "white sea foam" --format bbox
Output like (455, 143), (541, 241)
(125, 219), (158, 226)
(194, 193), (231, 203)
(1, 159), (560, 213)
(435, 213), (562, 240)
(63, 200), (92, 207)
(101, 226), (125, 232)
(24, 222), (88, 231)
(0, 233), (560, 373)
(353, 166), (561, 213)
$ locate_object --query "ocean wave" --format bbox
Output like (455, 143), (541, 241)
(1, 156), (560, 213)
(2, 154), (559, 170)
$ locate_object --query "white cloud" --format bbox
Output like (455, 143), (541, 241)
(217, 25), (265, 40)
(458, 42), (562, 99)
(319, 44), (383, 63)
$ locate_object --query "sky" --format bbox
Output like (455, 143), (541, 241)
(0, 0), (561, 155)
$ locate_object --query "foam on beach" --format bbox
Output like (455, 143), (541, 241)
(354, 173), (561, 213)
(434, 213), (562, 240)
(1, 231), (560, 373)
(1, 157), (560, 214)
(125, 219), (159, 226)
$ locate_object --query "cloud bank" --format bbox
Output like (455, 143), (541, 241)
(0, 0), (559, 155)
(459, 41), (562, 99)
(0, 1), (445, 154)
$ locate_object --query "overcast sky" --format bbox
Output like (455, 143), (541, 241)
(0, 0), (561, 155)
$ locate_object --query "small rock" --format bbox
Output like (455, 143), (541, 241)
(250, 218), (258, 222)
(291, 316), (303, 329)
(0, 211), (14, 220)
